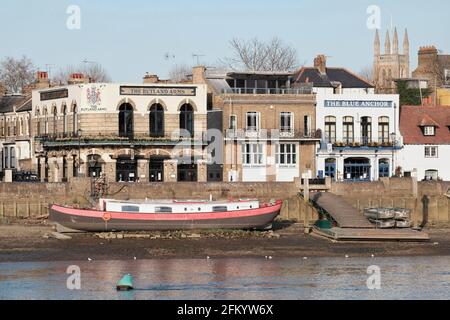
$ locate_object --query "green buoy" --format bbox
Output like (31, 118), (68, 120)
(116, 274), (134, 291)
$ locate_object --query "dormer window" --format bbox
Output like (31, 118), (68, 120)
(424, 126), (435, 136)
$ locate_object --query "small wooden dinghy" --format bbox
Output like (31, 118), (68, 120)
(364, 208), (395, 220)
(50, 198), (282, 232)
(369, 219), (396, 229)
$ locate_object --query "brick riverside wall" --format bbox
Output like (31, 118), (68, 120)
(331, 179), (450, 226)
(0, 180), (310, 221)
(0, 178), (448, 226)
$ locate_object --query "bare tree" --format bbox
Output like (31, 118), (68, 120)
(0, 56), (36, 93)
(168, 64), (192, 82)
(53, 63), (111, 85)
(358, 66), (374, 84)
(223, 37), (298, 72)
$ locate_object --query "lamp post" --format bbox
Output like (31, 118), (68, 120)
(390, 132), (397, 177)
(77, 128), (83, 176)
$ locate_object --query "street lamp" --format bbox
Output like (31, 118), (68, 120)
(390, 132), (397, 177)
(77, 128), (83, 176)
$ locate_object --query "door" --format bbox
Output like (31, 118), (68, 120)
(325, 159), (336, 179)
(149, 158), (165, 182)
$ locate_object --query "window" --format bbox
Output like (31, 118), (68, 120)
(304, 115), (311, 136)
(213, 206), (228, 212)
(280, 112), (293, 132)
(425, 170), (438, 181)
(73, 104), (78, 134)
(246, 112), (260, 131)
(445, 69), (450, 85)
(424, 126), (435, 136)
(229, 115), (237, 130)
(180, 104), (194, 137)
(378, 117), (390, 144)
(361, 117), (372, 145)
(325, 116), (336, 143)
(52, 106), (57, 135)
(425, 146), (438, 158)
(62, 105), (68, 134)
(44, 108), (48, 135)
(155, 207), (173, 213)
(343, 116), (354, 144)
(119, 103), (134, 138)
(122, 206), (140, 213)
(242, 143), (264, 165)
(149, 104), (165, 137)
(379, 159), (390, 178)
(10, 147), (15, 169)
(3, 147), (9, 169)
(276, 143), (297, 165)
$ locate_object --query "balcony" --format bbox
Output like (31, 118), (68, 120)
(320, 136), (399, 149)
(225, 129), (321, 140)
(36, 133), (207, 148)
(221, 87), (313, 95)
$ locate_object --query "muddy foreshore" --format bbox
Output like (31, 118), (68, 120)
(0, 219), (450, 263)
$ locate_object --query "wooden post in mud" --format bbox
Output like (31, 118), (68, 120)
(0, 202), (3, 217)
(27, 202), (31, 218)
(13, 202), (17, 218)
(38, 202), (42, 216)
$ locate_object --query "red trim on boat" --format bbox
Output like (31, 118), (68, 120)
(51, 202), (282, 222)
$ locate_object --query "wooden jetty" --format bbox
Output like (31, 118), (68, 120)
(311, 192), (374, 229)
(309, 192), (430, 242)
(313, 227), (430, 242)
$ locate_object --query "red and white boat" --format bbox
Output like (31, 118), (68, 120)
(49, 198), (283, 233)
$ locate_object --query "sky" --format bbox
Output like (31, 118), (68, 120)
(0, 0), (449, 83)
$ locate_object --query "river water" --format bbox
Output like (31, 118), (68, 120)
(0, 256), (449, 300)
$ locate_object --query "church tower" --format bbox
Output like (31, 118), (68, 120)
(373, 28), (410, 93)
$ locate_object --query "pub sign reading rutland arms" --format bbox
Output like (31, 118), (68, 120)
(325, 100), (394, 108)
(119, 86), (197, 97)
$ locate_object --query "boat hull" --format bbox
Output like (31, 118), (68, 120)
(49, 202), (282, 232)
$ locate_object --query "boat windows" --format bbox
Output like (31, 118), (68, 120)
(122, 206), (140, 213)
(212, 206), (228, 212)
(155, 207), (173, 213)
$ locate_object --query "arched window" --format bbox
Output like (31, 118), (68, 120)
(379, 159), (390, 178)
(324, 116), (336, 143)
(180, 104), (194, 137)
(43, 108), (48, 135)
(118, 103), (134, 138)
(62, 104), (68, 134)
(19, 118), (24, 136)
(36, 110), (41, 136)
(378, 116), (390, 144)
(361, 116), (372, 145)
(73, 104), (78, 135)
(149, 104), (165, 137)
(52, 106), (58, 135)
(343, 116), (354, 144)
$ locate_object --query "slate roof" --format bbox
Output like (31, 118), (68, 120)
(293, 67), (374, 89)
(0, 95), (31, 114)
(400, 106), (450, 144)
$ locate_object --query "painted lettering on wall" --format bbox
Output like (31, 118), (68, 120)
(325, 100), (393, 108)
(120, 86), (196, 97)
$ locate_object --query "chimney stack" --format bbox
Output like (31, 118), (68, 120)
(143, 73), (160, 84)
(68, 73), (87, 85)
(314, 55), (327, 74)
(34, 71), (50, 89)
(192, 66), (207, 84)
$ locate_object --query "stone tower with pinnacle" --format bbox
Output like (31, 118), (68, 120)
(373, 27), (410, 93)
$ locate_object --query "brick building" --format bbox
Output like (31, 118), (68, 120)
(192, 67), (318, 182)
(32, 75), (209, 183)
(412, 46), (450, 100)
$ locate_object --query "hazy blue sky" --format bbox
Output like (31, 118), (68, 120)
(1, 0), (449, 82)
